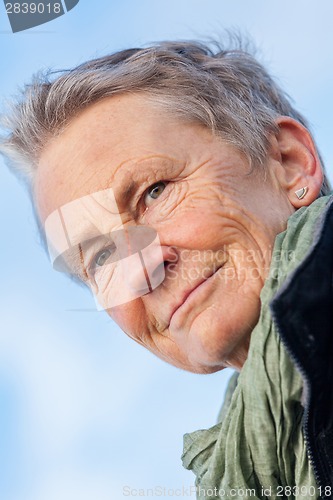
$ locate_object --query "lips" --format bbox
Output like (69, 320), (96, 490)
(168, 265), (223, 325)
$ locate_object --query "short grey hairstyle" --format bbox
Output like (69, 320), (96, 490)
(0, 37), (331, 196)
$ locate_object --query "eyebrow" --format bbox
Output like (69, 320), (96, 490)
(123, 180), (136, 198)
(79, 244), (89, 280)
(53, 244), (88, 282)
(114, 179), (138, 212)
(53, 210), (89, 281)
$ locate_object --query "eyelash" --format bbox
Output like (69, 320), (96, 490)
(141, 180), (169, 210)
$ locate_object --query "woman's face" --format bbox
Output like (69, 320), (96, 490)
(36, 94), (295, 373)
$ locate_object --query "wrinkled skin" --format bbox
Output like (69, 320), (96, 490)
(35, 94), (323, 373)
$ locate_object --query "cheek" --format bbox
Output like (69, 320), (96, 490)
(154, 209), (231, 253)
(106, 300), (145, 339)
(184, 288), (260, 368)
(177, 213), (231, 252)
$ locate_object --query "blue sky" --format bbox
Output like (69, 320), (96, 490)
(1, 1), (333, 499)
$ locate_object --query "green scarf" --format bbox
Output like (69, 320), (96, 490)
(182, 196), (332, 499)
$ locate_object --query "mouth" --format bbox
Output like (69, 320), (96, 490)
(168, 264), (224, 325)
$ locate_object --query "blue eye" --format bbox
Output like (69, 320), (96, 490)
(144, 181), (167, 206)
(94, 245), (116, 267)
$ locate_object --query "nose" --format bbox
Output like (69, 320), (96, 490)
(123, 243), (177, 295)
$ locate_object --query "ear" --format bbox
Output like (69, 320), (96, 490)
(269, 116), (324, 208)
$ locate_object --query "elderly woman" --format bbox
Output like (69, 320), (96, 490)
(1, 40), (333, 498)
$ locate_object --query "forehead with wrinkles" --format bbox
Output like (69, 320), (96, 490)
(35, 93), (212, 224)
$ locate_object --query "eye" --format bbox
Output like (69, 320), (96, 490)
(144, 181), (167, 207)
(94, 245), (116, 267)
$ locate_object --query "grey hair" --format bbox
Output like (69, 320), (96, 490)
(0, 37), (331, 196)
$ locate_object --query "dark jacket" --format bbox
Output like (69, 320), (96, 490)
(271, 196), (333, 497)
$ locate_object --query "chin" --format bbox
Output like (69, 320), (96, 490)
(181, 321), (252, 373)
(189, 362), (227, 375)
(184, 349), (229, 374)
(169, 354), (226, 374)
